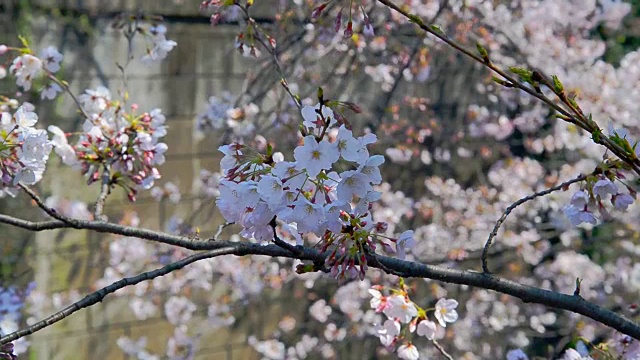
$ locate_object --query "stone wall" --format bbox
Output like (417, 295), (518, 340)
(1, 1), (273, 358)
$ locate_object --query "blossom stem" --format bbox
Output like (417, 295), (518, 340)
(431, 339), (454, 360)
(94, 163), (111, 220)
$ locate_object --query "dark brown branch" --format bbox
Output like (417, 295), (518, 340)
(1, 211), (639, 341)
(481, 173), (588, 273)
(0, 247), (238, 344)
(371, 255), (640, 340)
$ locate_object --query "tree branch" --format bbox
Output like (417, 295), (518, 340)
(375, 0), (640, 175)
(0, 246), (238, 345)
(1, 212), (639, 341)
(481, 173), (588, 273)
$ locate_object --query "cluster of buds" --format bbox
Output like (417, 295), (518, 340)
(312, 2), (375, 38)
(48, 87), (168, 201)
(369, 283), (459, 359)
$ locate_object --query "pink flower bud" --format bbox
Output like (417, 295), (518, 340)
(312, 3), (327, 20)
(210, 13), (222, 26)
(375, 221), (388, 232)
(0, 45), (7, 55)
(334, 10), (343, 32)
(343, 21), (353, 38)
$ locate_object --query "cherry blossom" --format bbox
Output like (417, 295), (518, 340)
(593, 178), (618, 198)
(395, 230), (415, 260)
(0, 104), (52, 194)
(415, 320), (436, 340)
(613, 193), (634, 210)
(293, 135), (339, 178)
(8, 54), (41, 91)
(39, 46), (62, 73)
(301, 103), (336, 131)
(377, 319), (400, 347)
(434, 298), (459, 328)
(384, 295), (418, 324)
(397, 342), (420, 360)
(141, 25), (177, 63)
(506, 349), (529, 360)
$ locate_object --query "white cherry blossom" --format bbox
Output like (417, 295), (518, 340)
(384, 295), (418, 324)
(416, 320), (436, 340)
(39, 46), (63, 73)
(397, 343), (419, 360)
(434, 298), (459, 327)
(293, 135), (339, 178)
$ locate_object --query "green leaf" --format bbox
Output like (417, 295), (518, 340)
(552, 75), (564, 93)
(592, 127), (602, 143)
(429, 24), (444, 35)
(508, 66), (533, 83)
(18, 34), (30, 49)
(491, 76), (512, 87)
(407, 14), (424, 26)
(476, 42), (489, 62)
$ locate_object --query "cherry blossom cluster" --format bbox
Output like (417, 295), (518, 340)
(0, 101), (53, 197)
(563, 174), (635, 226)
(140, 24), (177, 63)
(194, 93), (259, 140)
(0, 43), (64, 101)
(563, 127), (637, 226)
(48, 87), (168, 201)
(369, 284), (458, 359)
(216, 101), (415, 280)
(200, 0), (242, 26)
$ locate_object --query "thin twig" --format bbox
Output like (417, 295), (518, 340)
(46, 73), (92, 121)
(431, 339), (454, 360)
(18, 183), (80, 226)
(210, 222), (232, 241)
(270, 217), (304, 257)
(0, 247), (237, 344)
(236, 4), (302, 111)
(375, 0), (640, 175)
(481, 174), (588, 273)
